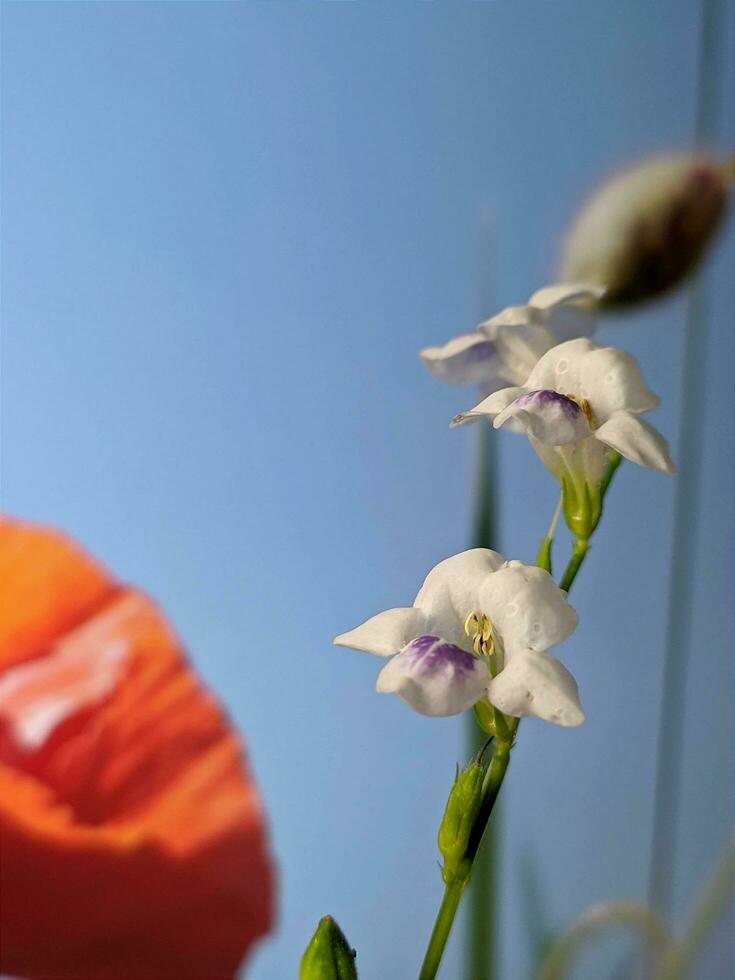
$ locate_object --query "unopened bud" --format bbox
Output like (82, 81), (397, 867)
(438, 763), (484, 885)
(300, 915), (358, 980)
(562, 153), (730, 308)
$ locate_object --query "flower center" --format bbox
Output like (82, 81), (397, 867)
(568, 394), (595, 426)
(464, 612), (505, 678)
(463, 612), (495, 657)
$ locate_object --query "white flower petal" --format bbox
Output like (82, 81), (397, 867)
(480, 304), (538, 331)
(545, 303), (598, 343)
(595, 412), (676, 474)
(487, 649), (585, 727)
(420, 332), (502, 387)
(529, 435), (609, 487)
(450, 386), (527, 428)
(525, 338), (599, 392)
(377, 635), (490, 717)
(414, 549), (505, 641)
(494, 389), (593, 445)
(494, 324), (556, 383)
(579, 347), (659, 421)
(528, 283), (605, 309)
(479, 561), (578, 653)
(334, 607), (426, 657)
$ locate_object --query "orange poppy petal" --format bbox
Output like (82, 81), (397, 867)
(0, 517), (116, 672)
(0, 519), (275, 980)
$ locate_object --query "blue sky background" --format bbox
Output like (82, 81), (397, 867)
(1, 3), (733, 978)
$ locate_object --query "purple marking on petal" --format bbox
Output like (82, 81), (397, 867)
(515, 389), (582, 418)
(422, 335), (501, 386)
(461, 340), (497, 364)
(402, 635), (476, 674)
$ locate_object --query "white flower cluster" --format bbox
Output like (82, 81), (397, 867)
(336, 281), (676, 727)
(334, 153), (730, 730)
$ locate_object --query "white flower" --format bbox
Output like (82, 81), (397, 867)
(334, 549), (584, 727)
(451, 339), (675, 506)
(420, 284), (604, 394)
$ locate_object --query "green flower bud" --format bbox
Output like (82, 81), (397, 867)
(562, 153), (730, 308)
(300, 916), (358, 980)
(438, 763), (484, 885)
(561, 475), (602, 541)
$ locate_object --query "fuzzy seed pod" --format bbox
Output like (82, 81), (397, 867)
(562, 153), (730, 308)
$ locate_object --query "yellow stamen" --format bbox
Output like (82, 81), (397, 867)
(568, 394), (595, 426)
(464, 611), (496, 658)
(463, 612), (479, 637)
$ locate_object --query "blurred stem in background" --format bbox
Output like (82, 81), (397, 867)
(647, 0), (721, 916)
(464, 208), (500, 980)
(465, 424), (499, 980)
(657, 837), (735, 980)
(536, 836), (734, 980)
(535, 901), (671, 980)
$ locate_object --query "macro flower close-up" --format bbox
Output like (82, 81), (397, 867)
(335, 549), (583, 727)
(2, 4), (732, 979)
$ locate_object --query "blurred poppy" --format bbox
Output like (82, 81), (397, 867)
(0, 517), (274, 980)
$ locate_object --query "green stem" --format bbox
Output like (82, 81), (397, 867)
(536, 493), (563, 574)
(536, 536), (553, 574)
(559, 538), (589, 593)
(419, 880), (466, 980)
(465, 738), (512, 864)
(558, 453), (622, 593)
(419, 739), (512, 980)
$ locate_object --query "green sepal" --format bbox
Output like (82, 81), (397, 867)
(299, 915), (358, 980)
(473, 698), (496, 735)
(438, 762), (485, 885)
(561, 475), (602, 540)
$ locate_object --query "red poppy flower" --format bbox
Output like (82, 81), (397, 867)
(0, 517), (275, 979)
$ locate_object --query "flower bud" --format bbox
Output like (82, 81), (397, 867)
(438, 762), (484, 885)
(300, 915), (358, 980)
(562, 153), (730, 308)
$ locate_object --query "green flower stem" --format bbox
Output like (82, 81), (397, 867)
(537, 493), (564, 574)
(418, 879), (466, 980)
(465, 736), (512, 866)
(419, 737), (513, 980)
(536, 537), (554, 575)
(558, 452), (622, 594)
(558, 538), (589, 593)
